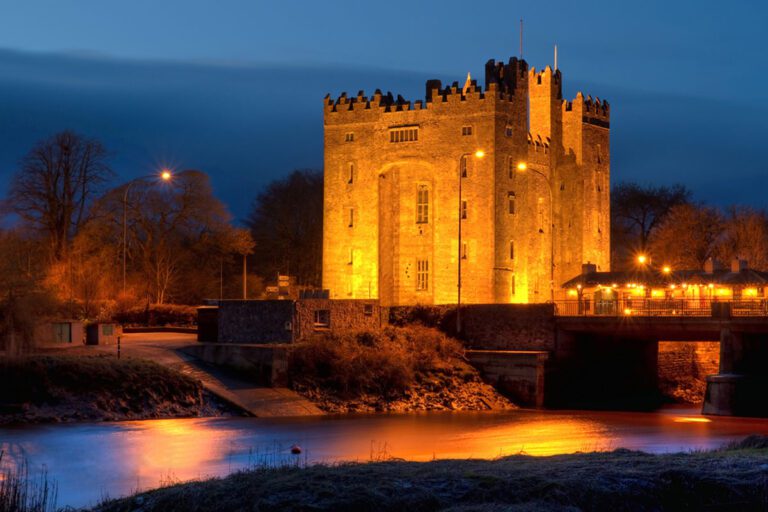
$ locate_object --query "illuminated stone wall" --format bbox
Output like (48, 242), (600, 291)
(323, 57), (610, 305)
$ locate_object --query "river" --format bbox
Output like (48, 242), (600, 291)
(3, 407), (768, 509)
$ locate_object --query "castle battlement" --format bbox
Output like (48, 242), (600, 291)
(325, 58), (528, 119)
(563, 92), (610, 126)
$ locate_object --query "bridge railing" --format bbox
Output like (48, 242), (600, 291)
(554, 299), (768, 317)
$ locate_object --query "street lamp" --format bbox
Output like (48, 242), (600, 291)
(122, 170), (173, 295)
(457, 150), (485, 336)
(516, 161), (555, 302)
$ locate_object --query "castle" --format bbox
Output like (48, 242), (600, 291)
(322, 57), (610, 305)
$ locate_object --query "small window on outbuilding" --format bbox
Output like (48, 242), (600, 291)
(461, 126), (473, 136)
(345, 132), (355, 142)
(313, 310), (330, 329)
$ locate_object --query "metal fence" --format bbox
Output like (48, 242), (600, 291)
(554, 299), (768, 318)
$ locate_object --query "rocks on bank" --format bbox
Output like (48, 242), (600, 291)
(287, 326), (515, 413)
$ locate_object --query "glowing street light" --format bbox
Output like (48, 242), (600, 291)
(637, 254), (648, 265)
(122, 169), (174, 295)
(662, 265), (671, 274)
(457, 150), (485, 336)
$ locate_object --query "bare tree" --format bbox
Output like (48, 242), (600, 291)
(716, 207), (768, 270)
(246, 170), (323, 286)
(7, 131), (112, 261)
(611, 183), (691, 269)
(649, 204), (723, 269)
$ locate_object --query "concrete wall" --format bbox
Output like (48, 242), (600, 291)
(181, 343), (289, 386)
(467, 350), (549, 407)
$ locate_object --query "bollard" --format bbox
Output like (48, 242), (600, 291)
(117, 335), (121, 360)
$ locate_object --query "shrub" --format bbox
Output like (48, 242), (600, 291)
(111, 304), (198, 326)
(288, 326), (465, 399)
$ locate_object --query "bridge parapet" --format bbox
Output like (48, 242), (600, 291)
(554, 299), (768, 318)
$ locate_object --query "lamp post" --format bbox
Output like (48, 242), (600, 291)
(122, 170), (172, 295)
(517, 162), (555, 302)
(457, 150), (485, 336)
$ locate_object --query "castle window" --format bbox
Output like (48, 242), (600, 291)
(505, 125), (513, 137)
(347, 163), (355, 184)
(348, 208), (354, 227)
(416, 186), (429, 224)
(511, 275), (516, 295)
(348, 248), (354, 265)
(389, 126), (419, 143)
(507, 191), (516, 215)
(416, 259), (429, 291)
(345, 132), (355, 142)
(461, 200), (468, 220)
(460, 155), (468, 178)
(507, 157), (516, 179)
(509, 240), (515, 260)
(560, 182), (565, 191)
(461, 126), (473, 136)
(461, 242), (468, 260)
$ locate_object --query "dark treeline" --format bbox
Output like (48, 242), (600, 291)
(611, 182), (768, 271)
(0, 131), (323, 350)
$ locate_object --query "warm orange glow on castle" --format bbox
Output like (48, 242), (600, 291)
(323, 57), (610, 305)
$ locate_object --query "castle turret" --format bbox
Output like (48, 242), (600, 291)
(528, 66), (563, 160)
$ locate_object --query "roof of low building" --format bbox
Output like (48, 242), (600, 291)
(562, 268), (768, 289)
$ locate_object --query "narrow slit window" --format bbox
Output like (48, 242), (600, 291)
(460, 155), (468, 178)
(461, 200), (468, 220)
(462, 242), (468, 260)
(348, 208), (354, 227)
(416, 259), (429, 291)
(416, 186), (429, 224)
(507, 191), (516, 215)
(347, 163), (355, 184)
(509, 240), (515, 260)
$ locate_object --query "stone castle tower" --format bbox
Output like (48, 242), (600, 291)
(322, 57), (610, 305)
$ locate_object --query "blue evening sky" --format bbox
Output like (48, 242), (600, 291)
(0, 0), (766, 220)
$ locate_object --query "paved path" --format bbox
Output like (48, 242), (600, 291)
(90, 333), (324, 417)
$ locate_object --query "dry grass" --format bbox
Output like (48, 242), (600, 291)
(288, 326), (467, 399)
(0, 355), (205, 423)
(93, 437), (768, 511)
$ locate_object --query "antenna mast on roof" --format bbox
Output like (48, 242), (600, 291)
(554, 44), (558, 70)
(519, 18), (524, 59)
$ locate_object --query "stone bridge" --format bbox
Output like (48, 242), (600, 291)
(457, 303), (768, 416)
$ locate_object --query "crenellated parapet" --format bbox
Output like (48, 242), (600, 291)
(563, 92), (610, 129)
(484, 57), (528, 97)
(325, 58), (529, 121)
(527, 133), (552, 166)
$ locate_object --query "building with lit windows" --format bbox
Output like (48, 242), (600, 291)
(322, 56), (610, 306)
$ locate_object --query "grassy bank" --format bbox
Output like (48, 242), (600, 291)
(0, 355), (226, 424)
(288, 326), (513, 412)
(92, 436), (768, 511)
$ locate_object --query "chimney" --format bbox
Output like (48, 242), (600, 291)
(731, 258), (748, 273)
(582, 262), (597, 275)
(704, 257), (722, 274)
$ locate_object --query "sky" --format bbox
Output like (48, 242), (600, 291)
(1, 0), (767, 220)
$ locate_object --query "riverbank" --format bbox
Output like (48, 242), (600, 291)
(288, 327), (514, 413)
(92, 435), (768, 511)
(0, 355), (233, 424)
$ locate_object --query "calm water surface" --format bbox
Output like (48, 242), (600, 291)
(3, 407), (768, 508)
